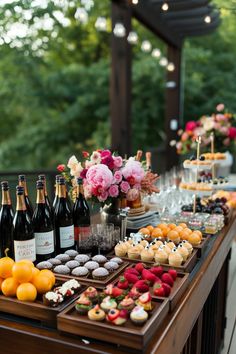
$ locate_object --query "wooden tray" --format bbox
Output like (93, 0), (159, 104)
(115, 264), (189, 312)
(109, 249), (198, 273)
(193, 235), (211, 257)
(57, 297), (169, 350)
(0, 281), (84, 327)
(55, 262), (129, 287)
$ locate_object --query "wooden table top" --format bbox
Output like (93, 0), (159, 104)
(0, 214), (235, 354)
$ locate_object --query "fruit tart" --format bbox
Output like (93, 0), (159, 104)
(88, 304), (106, 321)
(75, 293), (93, 315)
(135, 292), (153, 311)
(106, 309), (128, 326)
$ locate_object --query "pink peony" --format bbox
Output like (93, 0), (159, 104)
(120, 181), (130, 193)
(109, 184), (119, 197)
(98, 190), (109, 202)
(86, 164), (113, 189)
(228, 127), (236, 139)
(113, 156), (123, 168)
(185, 121), (197, 132)
(122, 160), (145, 185)
(113, 170), (122, 184)
(84, 185), (93, 199)
(216, 103), (225, 112)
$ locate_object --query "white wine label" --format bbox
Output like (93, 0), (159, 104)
(14, 238), (36, 262)
(59, 225), (74, 248)
(35, 231), (54, 255)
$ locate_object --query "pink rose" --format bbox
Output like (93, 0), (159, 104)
(215, 114), (227, 122)
(86, 164), (113, 189)
(102, 156), (114, 169)
(98, 190), (109, 202)
(57, 164), (65, 172)
(219, 126), (229, 135)
(90, 151), (101, 164)
(216, 103), (225, 112)
(80, 169), (88, 179)
(101, 150), (112, 158)
(113, 170), (122, 184)
(109, 184), (119, 197)
(223, 138), (230, 146)
(181, 132), (189, 142)
(176, 142), (182, 150)
(228, 127), (236, 139)
(82, 151), (90, 158)
(185, 121), (197, 132)
(120, 181), (130, 194)
(113, 156), (123, 168)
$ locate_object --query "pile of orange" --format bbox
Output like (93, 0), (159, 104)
(0, 252), (55, 302)
(139, 222), (202, 245)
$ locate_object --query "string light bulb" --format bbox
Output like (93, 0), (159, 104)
(132, 0), (139, 4)
(152, 48), (161, 58)
(95, 17), (107, 31)
(204, 15), (211, 23)
(141, 40), (152, 53)
(162, 2), (169, 11)
(167, 62), (175, 71)
(127, 31), (138, 44)
(159, 57), (168, 67)
(113, 23), (126, 38)
(74, 8), (88, 24)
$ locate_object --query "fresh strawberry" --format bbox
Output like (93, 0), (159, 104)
(149, 266), (163, 277)
(168, 269), (177, 281)
(161, 273), (174, 287)
(124, 272), (139, 284)
(135, 263), (146, 274)
(139, 291), (152, 303)
(112, 287), (123, 298)
(117, 276), (129, 289)
(162, 283), (171, 296)
(129, 286), (141, 299)
(153, 281), (163, 290)
(119, 309), (128, 319)
(124, 268), (139, 276)
(134, 280), (149, 293)
(154, 286), (165, 297)
(142, 269), (157, 284)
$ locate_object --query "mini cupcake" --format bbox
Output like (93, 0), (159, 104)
(104, 261), (119, 272)
(118, 296), (135, 312)
(92, 267), (109, 280)
(84, 261), (99, 271)
(161, 244), (171, 255)
(84, 286), (99, 304)
(47, 258), (62, 266)
(130, 306), (148, 326)
(43, 291), (63, 307)
(100, 296), (117, 313)
(136, 242), (144, 252)
(154, 248), (168, 264)
(88, 304), (106, 321)
(75, 254), (90, 264)
(55, 254), (70, 263)
(140, 239), (149, 248)
(53, 265), (70, 275)
(75, 294), (93, 315)
(135, 292), (152, 311)
(65, 260), (80, 270)
(36, 261), (53, 270)
(181, 240), (193, 255)
(177, 244), (189, 262)
(168, 248), (183, 267)
(71, 266), (89, 277)
(62, 279), (81, 292)
(140, 247), (154, 262)
(65, 250), (78, 258)
(92, 255), (107, 265)
(106, 309), (128, 326)
(114, 242), (127, 257)
(166, 241), (176, 250)
(109, 257), (123, 265)
(127, 245), (140, 260)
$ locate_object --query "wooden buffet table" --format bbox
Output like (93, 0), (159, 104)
(0, 214), (235, 354)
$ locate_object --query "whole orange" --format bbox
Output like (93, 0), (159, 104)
(146, 225), (154, 233)
(0, 277), (4, 292)
(16, 283), (37, 302)
(162, 227), (170, 237)
(1, 277), (19, 297)
(174, 226), (184, 234)
(157, 223), (167, 230)
(17, 259), (34, 268)
(151, 228), (163, 238)
(179, 230), (190, 240)
(139, 228), (150, 236)
(31, 267), (40, 282)
(179, 223), (187, 229)
(12, 263), (33, 283)
(0, 256), (15, 279)
(167, 230), (180, 241)
(32, 274), (52, 294)
(39, 270), (55, 287)
(193, 230), (202, 239)
(168, 223), (177, 230)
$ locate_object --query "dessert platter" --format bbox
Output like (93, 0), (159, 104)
(57, 285), (169, 350)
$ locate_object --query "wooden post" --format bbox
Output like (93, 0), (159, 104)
(110, 2), (132, 156)
(165, 44), (182, 170)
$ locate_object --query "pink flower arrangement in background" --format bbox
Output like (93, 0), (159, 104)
(57, 149), (157, 204)
(171, 104), (236, 154)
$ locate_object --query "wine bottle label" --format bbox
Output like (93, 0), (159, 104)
(35, 231), (54, 255)
(59, 225), (74, 248)
(14, 238), (36, 262)
(74, 226), (90, 241)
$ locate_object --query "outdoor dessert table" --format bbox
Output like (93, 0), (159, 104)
(0, 213), (235, 354)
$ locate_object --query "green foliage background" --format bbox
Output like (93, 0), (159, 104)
(0, 0), (235, 170)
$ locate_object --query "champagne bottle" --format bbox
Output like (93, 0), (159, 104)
(136, 150), (143, 161)
(33, 181), (55, 262)
(13, 186), (35, 262)
(0, 181), (14, 258)
(146, 151), (152, 171)
(18, 175), (34, 218)
(54, 177), (75, 253)
(53, 175), (61, 210)
(73, 178), (90, 250)
(38, 174), (53, 217)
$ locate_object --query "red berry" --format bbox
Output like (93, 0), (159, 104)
(124, 272), (139, 284)
(129, 286), (141, 299)
(153, 281), (163, 290)
(162, 283), (171, 296)
(154, 286), (165, 297)
(161, 273), (174, 287)
(134, 280), (149, 293)
(135, 263), (146, 274)
(124, 268), (139, 276)
(149, 266), (163, 277)
(112, 287), (123, 298)
(117, 276), (129, 289)
(168, 269), (177, 281)
(142, 269), (157, 284)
